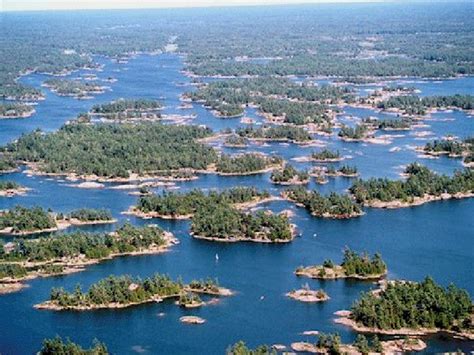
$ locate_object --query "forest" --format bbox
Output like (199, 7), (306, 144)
(43, 79), (105, 98)
(0, 223), (168, 264)
(0, 103), (35, 118)
(311, 149), (341, 162)
(38, 336), (108, 355)
(4, 123), (216, 178)
(338, 124), (369, 140)
(90, 99), (163, 120)
(215, 154), (282, 175)
(0, 181), (21, 191)
(191, 205), (293, 242)
(423, 137), (472, 160)
(351, 277), (473, 332)
(0, 206), (56, 233)
(65, 208), (113, 222)
(236, 126), (312, 143)
(284, 186), (362, 218)
(136, 187), (269, 217)
(270, 165), (309, 184)
(377, 95), (474, 115)
(350, 163), (474, 204)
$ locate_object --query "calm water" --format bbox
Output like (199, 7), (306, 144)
(0, 54), (473, 354)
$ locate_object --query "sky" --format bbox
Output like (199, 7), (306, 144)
(2, 0), (402, 12)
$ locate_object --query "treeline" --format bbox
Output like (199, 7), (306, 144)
(137, 187), (269, 217)
(350, 163), (474, 204)
(224, 135), (248, 147)
(0, 157), (17, 172)
(311, 149), (341, 161)
(351, 277), (473, 331)
(215, 154), (282, 175)
(191, 204), (293, 242)
(91, 99), (162, 120)
(65, 208), (113, 222)
(328, 249), (386, 277)
(0, 103), (34, 118)
(0, 181), (20, 190)
(236, 125), (312, 143)
(38, 336), (108, 355)
(4, 123), (216, 178)
(377, 95), (474, 115)
(43, 79), (104, 97)
(338, 124), (369, 140)
(270, 165), (309, 184)
(226, 341), (275, 355)
(327, 165), (358, 177)
(0, 206), (56, 233)
(284, 186), (362, 218)
(0, 224), (168, 265)
(363, 117), (411, 131)
(424, 137), (473, 161)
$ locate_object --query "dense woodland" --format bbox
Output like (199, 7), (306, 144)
(284, 186), (362, 218)
(236, 126), (312, 143)
(226, 341), (275, 355)
(311, 149), (341, 161)
(137, 187), (269, 216)
(0, 224), (167, 266)
(90, 99), (163, 120)
(0, 181), (21, 191)
(215, 154), (282, 174)
(350, 163), (474, 204)
(0, 206), (56, 233)
(191, 205), (293, 242)
(4, 123), (216, 178)
(271, 165), (309, 184)
(65, 208), (113, 222)
(351, 277), (473, 332)
(377, 95), (474, 116)
(38, 337), (108, 355)
(423, 137), (473, 164)
(326, 249), (386, 277)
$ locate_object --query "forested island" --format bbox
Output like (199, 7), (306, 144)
(0, 206), (116, 235)
(283, 186), (363, 219)
(38, 337), (108, 355)
(0, 224), (176, 294)
(270, 165), (309, 185)
(362, 117), (412, 131)
(376, 94), (474, 116)
(35, 273), (231, 310)
(0, 103), (35, 119)
(325, 165), (359, 178)
(0, 181), (29, 197)
(336, 277), (473, 339)
(350, 163), (474, 208)
(191, 206), (295, 243)
(338, 124), (371, 142)
(43, 79), (106, 99)
(90, 98), (163, 121)
(223, 134), (248, 148)
(422, 137), (473, 166)
(236, 125), (313, 144)
(131, 187), (271, 219)
(3, 123), (217, 180)
(214, 153), (283, 175)
(310, 149), (343, 162)
(296, 249), (387, 280)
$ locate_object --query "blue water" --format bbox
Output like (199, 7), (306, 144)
(1, 54), (473, 354)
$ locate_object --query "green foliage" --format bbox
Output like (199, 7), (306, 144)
(350, 163), (474, 203)
(137, 187), (269, 216)
(271, 165), (308, 183)
(0, 181), (20, 190)
(224, 135), (247, 147)
(237, 125), (312, 142)
(424, 138), (471, 156)
(0, 223), (166, 263)
(311, 149), (341, 161)
(226, 341), (276, 355)
(316, 333), (341, 355)
(338, 124), (369, 140)
(44, 79), (104, 97)
(354, 334), (370, 355)
(216, 154), (282, 174)
(0, 206), (56, 233)
(191, 204), (293, 242)
(285, 186), (362, 218)
(39, 336), (108, 355)
(68, 209), (113, 222)
(0, 103), (34, 117)
(341, 248), (386, 276)
(91, 99), (162, 120)
(5, 123), (216, 178)
(378, 95), (474, 115)
(0, 263), (28, 279)
(351, 277), (473, 331)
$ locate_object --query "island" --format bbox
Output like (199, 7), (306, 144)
(325, 165), (358, 178)
(0, 223), (177, 294)
(128, 187), (272, 219)
(35, 273), (231, 311)
(0, 206), (116, 236)
(236, 125), (313, 144)
(0, 103), (35, 119)
(0, 181), (29, 197)
(90, 98), (163, 121)
(282, 186), (363, 219)
(38, 336), (109, 355)
(42, 78), (106, 99)
(191, 205), (296, 243)
(335, 276), (474, 339)
(350, 163), (474, 208)
(270, 164), (309, 185)
(213, 153), (283, 175)
(286, 284), (329, 303)
(422, 137), (473, 166)
(223, 134), (248, 148)
(338, 124), (372, 142)
(180, 316), (206, 325)
(295, 249), (387, 280)
(310, 149), (343, 162)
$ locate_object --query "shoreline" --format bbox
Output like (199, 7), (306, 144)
(361, 191), (474, 209)
(295, 265), (386, 280)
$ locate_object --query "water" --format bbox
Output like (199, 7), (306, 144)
(1, 54), (473, 354)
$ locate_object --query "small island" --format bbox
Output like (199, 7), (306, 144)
(350, 163), (474, 208)
(129, 187), (272, 219)
(286, 284), (329, 303)
(0, 103), (35, 119)
(282, 186), (363, 219)
(236, 125), (313, 144)
(223, 134), (248, 148)
(270, 164), (309, 185)
(0, 223), (177, 294)
(0, 181), (29, 197)
(90, 98), (163, 121)
(422, 137), (473, 166)
(180, 316), (206, 325)
(338, 124), (372, 142)
(213, 153), (283, 175)
(191, 205), (296, 243)
(310, 149), (343, 162)
(295, 249), (387, 280)
(335, 276), (473, 340)
(325, 165), (358, 178)
(0, 206), (116, 236)
(43, 78), (106, 99)
(35, 274), (231, 311)
(38, 336), (109, 355)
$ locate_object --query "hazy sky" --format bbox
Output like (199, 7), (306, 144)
(2, 0), (395, 12)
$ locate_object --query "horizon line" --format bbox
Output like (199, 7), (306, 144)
(1, 0), (462, 13)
